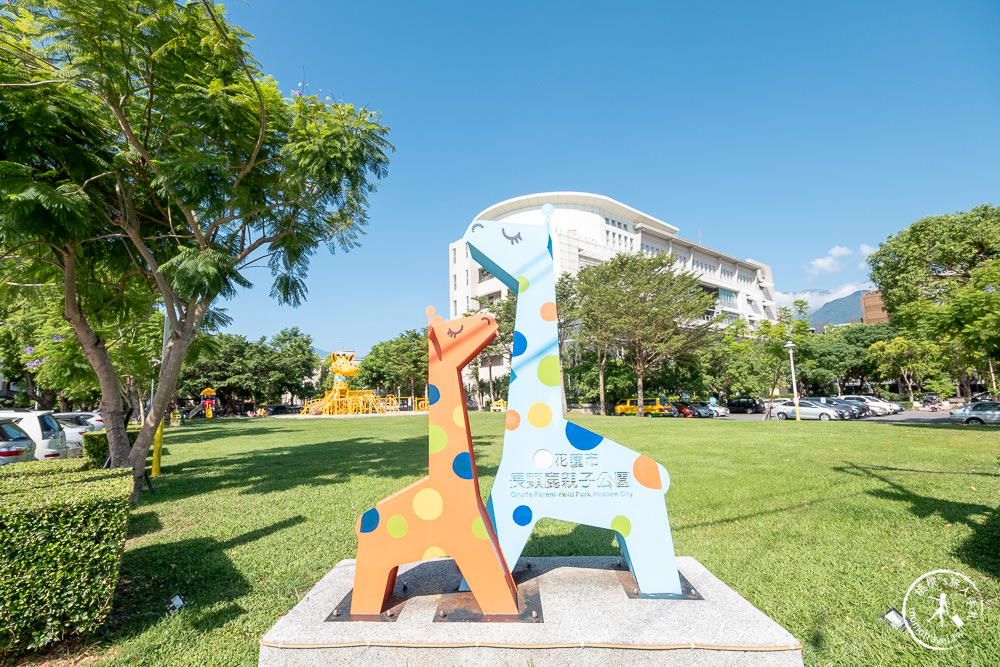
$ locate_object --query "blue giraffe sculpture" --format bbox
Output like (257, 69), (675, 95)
(463, 204), (682, 595)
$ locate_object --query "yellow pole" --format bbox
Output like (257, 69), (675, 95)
(151, 418), (164, 477)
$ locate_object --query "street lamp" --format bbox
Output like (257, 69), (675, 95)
(784, 341), (801, 421)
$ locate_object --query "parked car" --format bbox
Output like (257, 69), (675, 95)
(690, 400), (729, 417)
(53, 411), (105, 431)
(838, 398), (874, 417)
(838, 395), (892, 416)
(0, 409), (70, 459)
(770, 399), (846, 421)
(0, 419), (36, 465)
(726, 397), (766, 414)
(57, 416), (94, 456)
(948, 401), (1000, 425)
(614, 397), (677, 417)
(805, 396), (862, 419)
(674, 401), (714, 418)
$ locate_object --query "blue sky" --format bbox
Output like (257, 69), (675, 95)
(220, 1), (1000, 356)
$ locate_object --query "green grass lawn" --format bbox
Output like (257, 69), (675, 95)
(22, 413), (1000, 666)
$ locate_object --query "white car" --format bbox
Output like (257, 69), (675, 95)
(691, 400), (730, 417)
(0, 409), (70, 459)
(56, 416), (94, 457)
(0, 419), (36, 465)
(839, 395), (892, 416)
(770, 399), (846, 421)
(54, 411), (105, 431)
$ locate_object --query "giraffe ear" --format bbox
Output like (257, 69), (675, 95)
(428, 326), (442, 361)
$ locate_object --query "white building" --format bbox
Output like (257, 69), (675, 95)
(448, 192), (778, 384)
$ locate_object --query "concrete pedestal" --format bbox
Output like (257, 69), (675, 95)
(259, 556), (802, 666)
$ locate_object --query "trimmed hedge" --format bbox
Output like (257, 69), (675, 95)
(0, 468), (132, 654)
(0, 458), (90, 478)
(82, 426), (142, 467)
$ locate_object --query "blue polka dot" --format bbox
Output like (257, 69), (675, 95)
(428, 384), (440, 405)
(452, 451), (473, 479)
(510, 369), (517, 383)
(513, 505), (533, 526)
(512, 331), (527, 357)
(547, 235), (553, 258)
(359, 508), (380, 533)
(565, 421), (603, 451)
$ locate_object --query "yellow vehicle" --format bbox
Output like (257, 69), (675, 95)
(614, 397), (676, 417)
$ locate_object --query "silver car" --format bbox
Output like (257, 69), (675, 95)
(949, 402), (1000, 425)
(0, 419), (36, 465)
(0, 409), (69, 460)
(771, 399), (845, 421)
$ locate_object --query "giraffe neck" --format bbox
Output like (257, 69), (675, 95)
(508, 267), (561, 420)
(427, 359), (474, 475)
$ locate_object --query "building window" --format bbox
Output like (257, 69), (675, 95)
(465, 270), (469, 285)
(452, 274), (457, 290)
(466, 296), (470, 311)
(453, 300), (457, 317)
(452, 247), (456, 264)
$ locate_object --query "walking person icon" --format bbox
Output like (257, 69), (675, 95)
(927, 593), (949, 626)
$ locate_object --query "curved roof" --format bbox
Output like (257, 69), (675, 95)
(473, 192), (680, 234)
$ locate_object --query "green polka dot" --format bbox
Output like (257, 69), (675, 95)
(471, 516), (489, 540)
(517, 275), (530, 292)
(610, 515), (631, 538)
(387, 514), (408, 538)
(429, 425), (447, 453)
(537, 355), (561, 386)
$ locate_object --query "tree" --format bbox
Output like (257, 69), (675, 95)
(264, 328), (319, 404)
(868, 205), (1000, 398)
(577, 253), (717, 416)
(354, 329), (428, 398)
(0, 2), (390, 499)
(867, 337), (940, 403)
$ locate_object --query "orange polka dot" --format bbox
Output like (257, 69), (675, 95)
(540, 302), (557, 322)
(632, 455), (662, 489)
(505, 410), (521, 430)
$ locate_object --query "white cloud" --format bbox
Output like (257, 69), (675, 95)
(807, 255), (842, 275)
(829, 245), (852, 258)
(859, 243), (877, 256)
(773, 281), (874, 312)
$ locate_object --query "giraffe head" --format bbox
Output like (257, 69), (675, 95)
(426, 306), (498, 368)
(462, 204), (554, 294)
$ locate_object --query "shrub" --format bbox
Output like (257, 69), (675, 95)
(0, 468), (132, 655)
(0, 458), (90, 478)
(82, 426), (142, 467)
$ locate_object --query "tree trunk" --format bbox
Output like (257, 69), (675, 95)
(597, 349), (607, 416)
(636, 371), (645, 417)
(127, 308), (203, 502)
(487, 357), (495, 405)
(62, 248), (130, 467)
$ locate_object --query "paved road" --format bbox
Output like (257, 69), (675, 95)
(718, 409), (951, 424)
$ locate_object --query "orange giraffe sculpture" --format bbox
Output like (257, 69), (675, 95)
(351, 307), (518, 616)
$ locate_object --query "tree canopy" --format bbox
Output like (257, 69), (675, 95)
(0, 0), (391, 498)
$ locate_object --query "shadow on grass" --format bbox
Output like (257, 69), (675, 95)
(102, 516), (306, 641)
(837, 462), (1000, 579)
(521, 521), (620, 558)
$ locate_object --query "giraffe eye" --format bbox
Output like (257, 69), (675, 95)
(481, 316), (492, 325)
(471, 223), (484, 232)
(447, 325), (464, 338)
(501, 228), (523, 245)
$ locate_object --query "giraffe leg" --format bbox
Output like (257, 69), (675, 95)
(350, 554), (399, 615)
(615, 499), (682, 595)
(453, 548), (518, 615)
(488, 491), (539, 573)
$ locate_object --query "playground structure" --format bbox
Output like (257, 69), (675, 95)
(300, 352), (430, 416)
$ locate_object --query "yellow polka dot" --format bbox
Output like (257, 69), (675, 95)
(422, 546), (446, 560)
(453, 405), (465, 428)
(528, 402), (552, 428)
(387, 514), (408, 538)
(517, 275), (530, 292)
(611, 515), (631, 538)
(413, 488), (444, 520)
(471, 516), (490, 540)
(428, 425), (447, 453)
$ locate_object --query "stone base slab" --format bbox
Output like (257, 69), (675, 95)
(259, 556), (802, 666)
